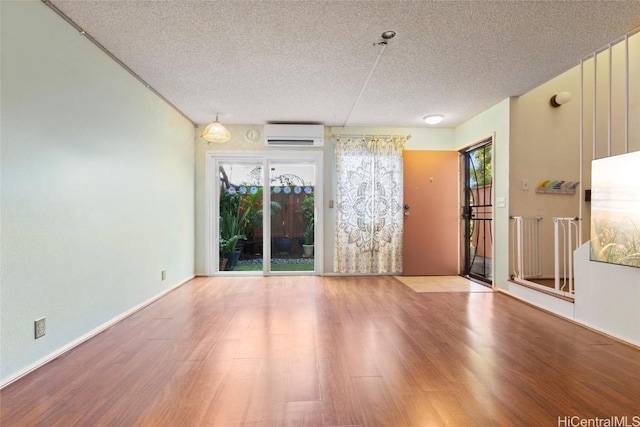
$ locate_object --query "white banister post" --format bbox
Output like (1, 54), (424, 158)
(554, 218), (560, 291)
(516, 218), (524, 279)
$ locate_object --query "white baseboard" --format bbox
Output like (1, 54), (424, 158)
(0, 275), (194, 389)
(497, 288), (640, 349)
(572, 318), (640, 349)
(503, 282), (575, 318)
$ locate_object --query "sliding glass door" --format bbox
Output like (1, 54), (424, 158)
(218, 161), (264, 272)
(269, 161), (316, 272)
(209, 151), (322, 275)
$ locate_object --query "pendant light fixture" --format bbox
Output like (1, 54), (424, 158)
(201, 113), (231, 143)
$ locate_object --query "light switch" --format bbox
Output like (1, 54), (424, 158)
(496, 197), (506, 208)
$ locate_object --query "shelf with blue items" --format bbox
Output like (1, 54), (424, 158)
(535, 180), (579, 195)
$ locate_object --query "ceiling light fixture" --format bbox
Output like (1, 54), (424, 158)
(382, 31), (396, 39)
(423, 114), (444, 125)
(201, 113), (231, 143)
(550, 91), (572, 107)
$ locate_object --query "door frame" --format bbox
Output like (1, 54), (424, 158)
(460, 136), (494, 285)
(205, 150), (323, 276)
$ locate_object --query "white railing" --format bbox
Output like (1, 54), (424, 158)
(510, 216), (543, 280)
(553, 217), (581, 294)
(511, 216), (580, 298)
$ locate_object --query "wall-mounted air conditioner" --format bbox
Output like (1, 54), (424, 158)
(264, 124), (324, 147)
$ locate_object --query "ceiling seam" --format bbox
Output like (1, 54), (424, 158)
(41, 0), (196, 126)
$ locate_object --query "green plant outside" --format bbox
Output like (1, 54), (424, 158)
(470, 145), (492, 188)
(300, 192), (314, 245)
(219, 191), (245, 255)
(591, 210), (640, 267)
(218, 167), (316, 271)
(304, 222), (314, 245)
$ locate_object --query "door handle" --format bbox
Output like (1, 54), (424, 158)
(404, 204), (410, 216)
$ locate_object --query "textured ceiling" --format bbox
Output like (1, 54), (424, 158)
(49, 0), (640, 128)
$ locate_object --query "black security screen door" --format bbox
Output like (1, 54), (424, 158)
(462, 139), (493, 283)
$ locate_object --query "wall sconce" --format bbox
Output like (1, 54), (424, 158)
(550, 91), (572, 108)
(201, 113), (231, 143)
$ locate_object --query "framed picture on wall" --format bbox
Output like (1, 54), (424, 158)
(590, 151), (640, 268)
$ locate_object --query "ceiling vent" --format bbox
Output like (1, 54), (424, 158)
(264, 124), (324, 147)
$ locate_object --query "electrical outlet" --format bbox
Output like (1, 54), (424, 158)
(34, 317), (46, 339)
(161, 270), (166, 281)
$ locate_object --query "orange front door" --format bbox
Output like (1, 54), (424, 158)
(402, 151), (459, 275)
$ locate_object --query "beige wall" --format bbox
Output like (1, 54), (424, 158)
(507, 30), (640, 344)
(510, 67), (582, 277)
(508, 31), (640, 278)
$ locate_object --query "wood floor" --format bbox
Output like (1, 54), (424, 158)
(2, 276), (639, 426)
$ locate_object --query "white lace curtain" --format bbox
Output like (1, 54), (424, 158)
(334, 136), (407, 274)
